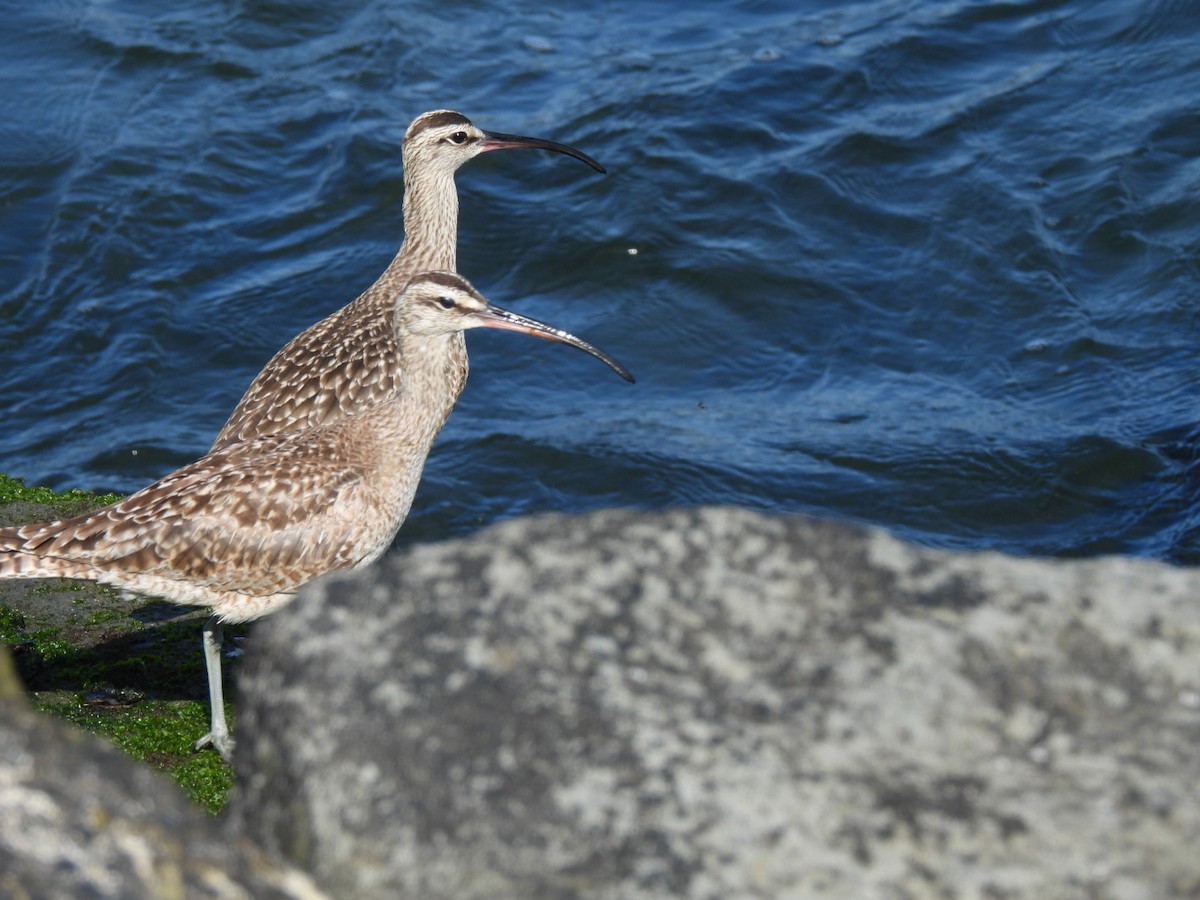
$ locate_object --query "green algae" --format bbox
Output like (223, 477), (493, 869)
(0, 473), (121, 512)
(38, 697), (234, 814)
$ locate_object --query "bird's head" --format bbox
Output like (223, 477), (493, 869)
(397, 272), (633, 383)
(401, 109), (606, 177)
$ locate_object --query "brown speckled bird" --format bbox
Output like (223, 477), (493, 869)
(0, 272), (632, 761)
(212, 109), (605, 449)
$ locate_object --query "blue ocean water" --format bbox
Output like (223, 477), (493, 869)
(2, 0), (1200, 561)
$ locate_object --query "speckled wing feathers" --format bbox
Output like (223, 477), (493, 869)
(214, 289), (402, 448)
(0, 437), (368, 601)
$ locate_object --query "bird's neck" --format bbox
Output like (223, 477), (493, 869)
(352, 331), (467, 528)
(362, 330), (468, 449)
(393, 166), (459, 274)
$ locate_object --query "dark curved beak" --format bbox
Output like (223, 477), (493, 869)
(474, 304), (634, 383)
(480, 129), (606, 174)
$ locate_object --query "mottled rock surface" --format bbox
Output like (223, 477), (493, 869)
(0, 685), (326, 899)
(229, 507), (1200, 899)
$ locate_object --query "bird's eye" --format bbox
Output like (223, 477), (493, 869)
(437, 296), (456, 309)
(448, 131), (469, 145)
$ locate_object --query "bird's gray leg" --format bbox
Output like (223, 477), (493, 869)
(194, 615), (234, 761)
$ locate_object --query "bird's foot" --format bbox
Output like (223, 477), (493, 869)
(195, 728), (235, 763)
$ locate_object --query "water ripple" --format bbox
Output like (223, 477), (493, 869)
(3, 0), (1200, 564)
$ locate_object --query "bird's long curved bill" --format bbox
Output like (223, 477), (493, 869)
(481, 130), (606, 174)
(476, 304), (634, 383)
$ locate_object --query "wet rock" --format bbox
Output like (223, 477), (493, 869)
(229, 507), (1200, 899)
(0, 645), (21, 700)
(0, 693), (326, 899)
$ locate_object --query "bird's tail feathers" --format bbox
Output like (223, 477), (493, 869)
(0, 547), (98, 581)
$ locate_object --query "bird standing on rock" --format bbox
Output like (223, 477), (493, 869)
(0, 273), (633, 761)
(198, 107), (607, 753)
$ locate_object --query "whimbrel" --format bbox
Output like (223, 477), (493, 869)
(213, 109), (605, 448)
(0, 272), (632, 761)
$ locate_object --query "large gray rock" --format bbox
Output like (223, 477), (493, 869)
(229, 507), (1200, 899)
(0, 687), (327, 899)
